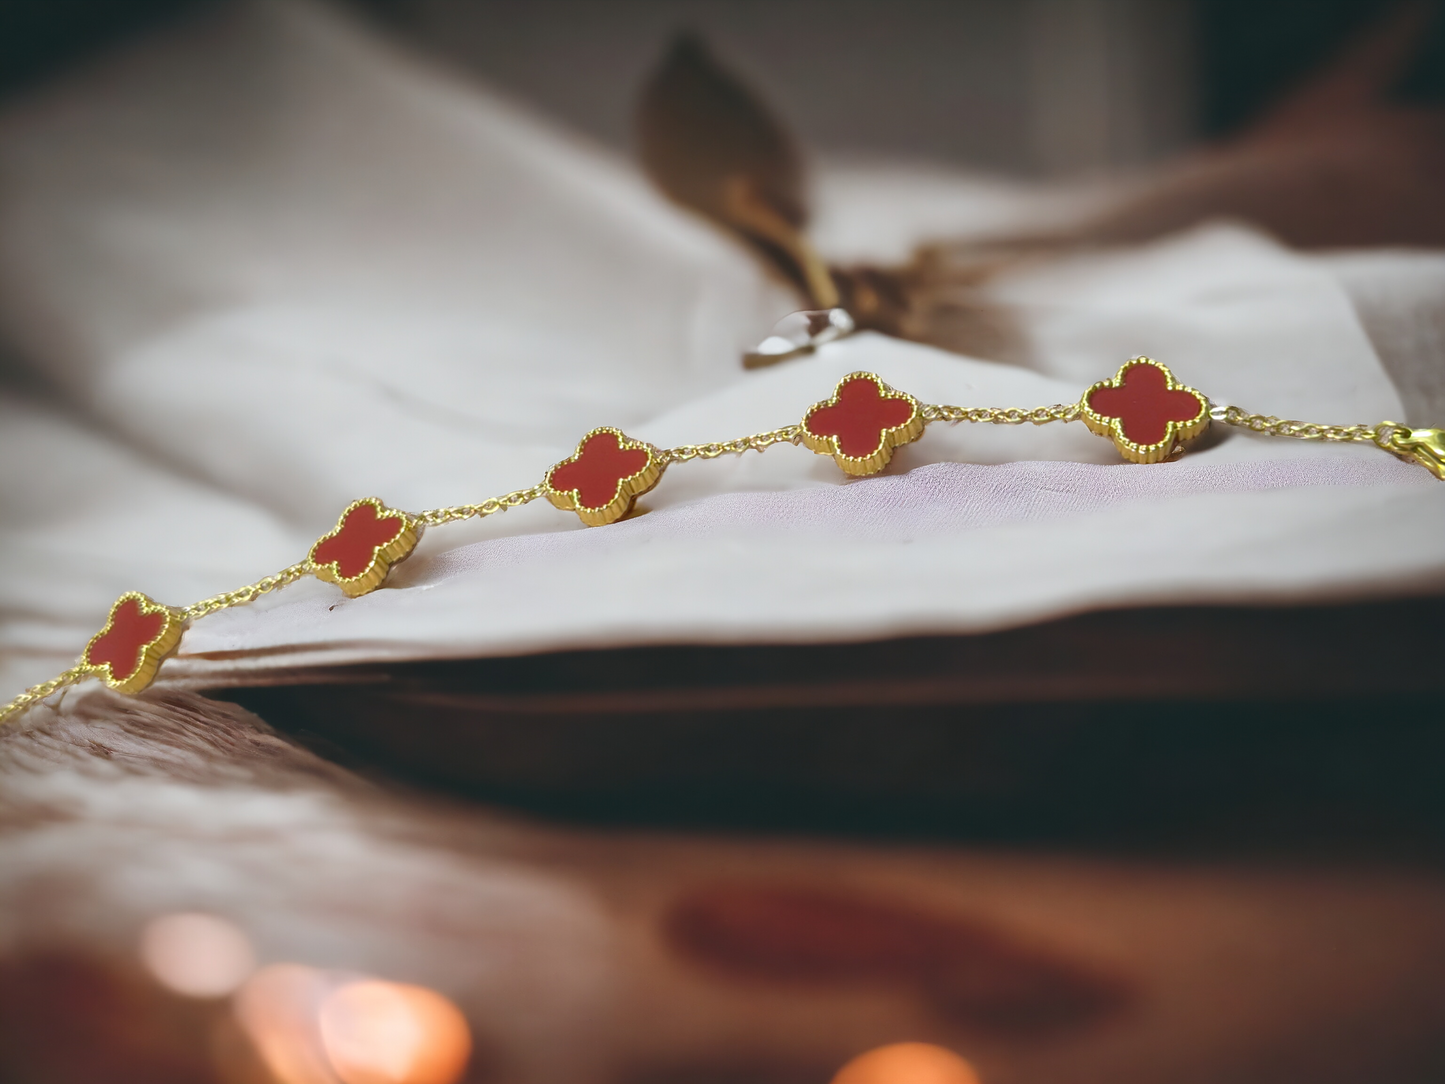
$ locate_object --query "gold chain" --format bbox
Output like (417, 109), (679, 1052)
(0, 666), (90, 726)
(181, 562), (313, 621)
(660, 425), (802, 464)
(924, 403), (1080, 426)
(413, 485), (546, 528)
(1214, 405), (1395, 446)
(4, 392), (1438, 729)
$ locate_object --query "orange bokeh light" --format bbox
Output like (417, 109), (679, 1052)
(319, 980), (472, 1084)
(831, 1043), (981, 1084)
(234, 963), (341, 1084)
(233, 963), (471, 1084)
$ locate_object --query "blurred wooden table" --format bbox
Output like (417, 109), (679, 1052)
(218, 594), (1445, 852)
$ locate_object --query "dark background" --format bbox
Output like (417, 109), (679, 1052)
(1, 0), (1441, 175)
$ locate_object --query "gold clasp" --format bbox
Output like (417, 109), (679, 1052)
(1385, 426), (1445, 481)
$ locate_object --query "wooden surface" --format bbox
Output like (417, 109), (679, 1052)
(216, 594), (1445, 849)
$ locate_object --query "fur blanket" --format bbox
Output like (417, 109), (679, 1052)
(3, 687), (1445, 1082)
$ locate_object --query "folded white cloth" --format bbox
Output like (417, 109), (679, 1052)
(1, 0), (1441, 695)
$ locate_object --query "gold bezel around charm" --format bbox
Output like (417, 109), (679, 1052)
(309, 497), (420, 598)
(800, 371), (925, 476)
(1079, 357), (1209, 464)
(545, 427), (665, 527)
(81, 591), (186, 695)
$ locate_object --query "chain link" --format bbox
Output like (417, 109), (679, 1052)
(660, 425), (802, 463)
(1213, 404), (1395, 446)
(181, 562), (312, 621)
(0, 666), (90, 726)
(923, 403), (1080, 426)
(414, 485), (545, 527)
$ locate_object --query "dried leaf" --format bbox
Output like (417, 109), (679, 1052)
(832, 258), (1033, 366)
(636, 33), (1029, 359)
(637, 34), (837, 307)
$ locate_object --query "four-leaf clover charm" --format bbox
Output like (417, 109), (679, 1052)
(310, 497), (420, 597)
(800, 371), (924, 476)
(545, 427), (665, 526)
(1080, 357), (1209, 464)
(82, 592), (185, 694)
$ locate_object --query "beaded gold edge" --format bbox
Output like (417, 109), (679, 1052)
(543, 427), (666, 527)
(79, 592), (186, 695)
(3, 358), (1440, 723)
(1079, 357), (1210, 464)
(309, 497), (421, 598)
(799, 371), (925, 476)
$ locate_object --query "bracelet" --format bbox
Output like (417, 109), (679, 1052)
(3, 356), (1440, 725)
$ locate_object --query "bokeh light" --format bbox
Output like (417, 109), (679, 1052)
(831, 1042), (981, 1084)
(319, 980), (472, 1084)
(234, 963), (339, 1084)
(233, 963), (471, 1084)
(139, 911), (256, 998)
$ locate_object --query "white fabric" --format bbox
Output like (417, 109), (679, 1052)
(1313, 250), (1445, 426)
(0, 0), (1441, 695)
